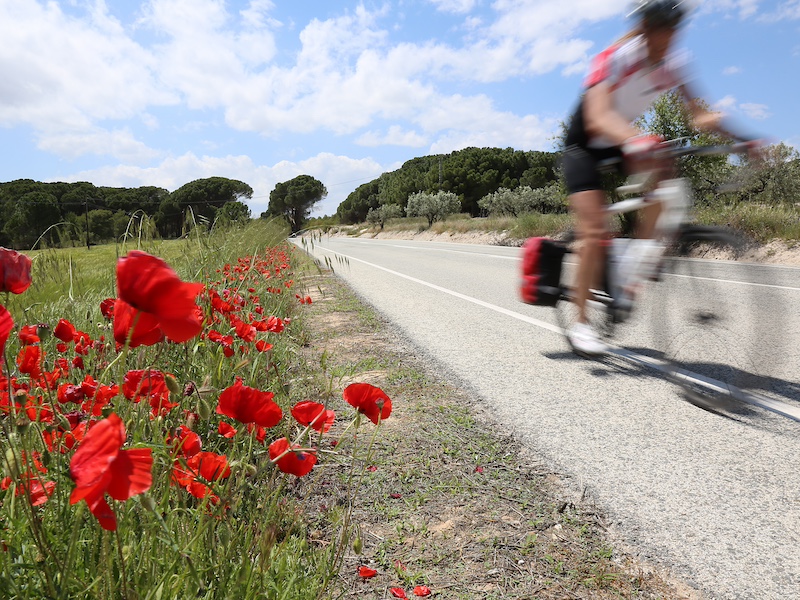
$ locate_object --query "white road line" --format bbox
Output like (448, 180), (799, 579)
(316, 246), (562, 334)
(664, 272), (800, 292)
(312, 244), (800, 422)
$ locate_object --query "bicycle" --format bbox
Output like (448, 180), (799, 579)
(522, 140), (800, 422)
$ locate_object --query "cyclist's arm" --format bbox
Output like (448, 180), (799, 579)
(584, 81), (641, 146)
(678, 83), (753, 142)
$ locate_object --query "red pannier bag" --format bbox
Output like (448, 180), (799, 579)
(520, 237), (567, 307)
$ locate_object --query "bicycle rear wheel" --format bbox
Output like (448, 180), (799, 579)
(655, 225), (800, 421)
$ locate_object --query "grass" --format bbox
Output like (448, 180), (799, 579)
(0, 219), (393, 599)
(694, 202), (800, 243)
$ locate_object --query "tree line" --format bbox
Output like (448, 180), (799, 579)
(0, 177), (253, 249)
(336, 147), (561, 224)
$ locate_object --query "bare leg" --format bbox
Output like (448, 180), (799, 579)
(636, 199), (662, 239)
(569, 190), (608, 323)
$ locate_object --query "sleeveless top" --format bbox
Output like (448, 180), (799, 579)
(566, 34), (693, 150)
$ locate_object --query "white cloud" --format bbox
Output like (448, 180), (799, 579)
(714, 95), (738, 111)
(37, 128), (163, 163)
(356, 126), (429, 148)
(0, 0), (175, 132)
(14, 0), (787, 219)
(700, 0), (762, 19)
(723, 66), (741, 75)
(427, 0), (479, 14)
(740, 102), (771, 120)
(714, 95), (771, 121)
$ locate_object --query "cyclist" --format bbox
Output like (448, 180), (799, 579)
(562, 0), (753, 356)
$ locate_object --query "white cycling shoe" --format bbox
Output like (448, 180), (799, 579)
(566, 322), (607, 357)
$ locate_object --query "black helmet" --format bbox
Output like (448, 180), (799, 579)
(629, 0), (688, 29)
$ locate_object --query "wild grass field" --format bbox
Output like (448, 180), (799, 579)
(0, 219), (403, 599)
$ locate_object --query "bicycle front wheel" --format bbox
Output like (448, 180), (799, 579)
(655, 225), (800, 421)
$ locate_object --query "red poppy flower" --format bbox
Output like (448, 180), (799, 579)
(69, 413), (153, 531)
(116, 251), (204, 343)
(218, 421), (237, 438)
(173, 451), (231, 501)
(169, 425), (202, 457)
(1, 451), (55, 506)
(232, 318), (256, 342)
(122, 369), (168, 403)
(2, 475), (56, 506)
(0, 248), (32, 294)
(57, 383), (84, 404)
(390, 589), (407, 599)
(0, 306), (12, 360)
(343, 383), (392, 425)
(413, 586), (432, 597)
(113, 298), (165, 348)
(53, 318), (77, 343)
(358, 566), (378, 579)
(247, 423), (267, 444)
(255, 340), (273, 353)
(82, 383), (118, 417)
(99, 298), (115, 319)
(265, 316), (284, 333)
(269, 437), (317, 477)
(19, 324), (40, 345)
(291, 401), (335, 433)
(216, 380), (282, 427)
(189, 452), (231, 482)
(17, 345), (43, 380)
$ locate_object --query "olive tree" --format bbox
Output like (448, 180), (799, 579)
(405, 191), (461, 227)
(366, 203), (403, 230)
(478, 183), (565, 217)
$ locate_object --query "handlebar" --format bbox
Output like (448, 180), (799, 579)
(597, 139), (754, 170)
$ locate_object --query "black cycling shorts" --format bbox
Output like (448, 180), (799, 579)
(562, 144), (625, 195)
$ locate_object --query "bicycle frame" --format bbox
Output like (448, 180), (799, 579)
(582, 142), (750, 315)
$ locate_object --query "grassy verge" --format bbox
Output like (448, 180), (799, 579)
(291, 262), (697, 599)
(1, 220), (365, 599)
(694, 203), (800, 244)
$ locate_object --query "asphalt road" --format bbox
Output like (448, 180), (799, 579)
(294, 234), (800, 600)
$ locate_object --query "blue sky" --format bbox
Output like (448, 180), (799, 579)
(1, 0), (798, 217)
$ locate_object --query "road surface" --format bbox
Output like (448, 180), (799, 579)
(295, 234), (800, 600)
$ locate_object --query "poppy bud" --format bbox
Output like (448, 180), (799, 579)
(218, 523), (231, 546)
(197, 398), (212, 421)
(245, 464), (257, 478)
(139, 494), (157, 513)
(353, 533), (363, 555)
(4, 448), (19, 478)
(165, 375), (181, 395)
